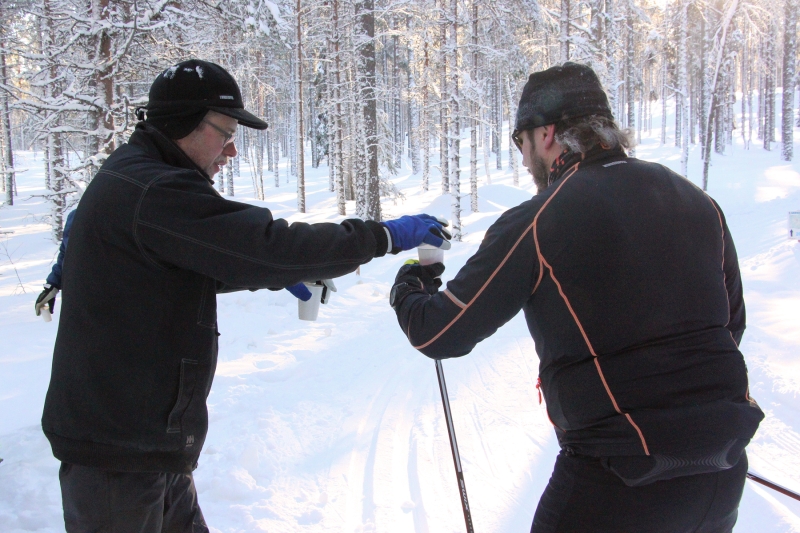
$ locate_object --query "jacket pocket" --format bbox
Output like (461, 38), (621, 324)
(197, 277), (217, 328)
(167, 359), (199, 433)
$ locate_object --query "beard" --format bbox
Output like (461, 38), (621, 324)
(530, 151), (551, 194)
(524, 131), (552, 194)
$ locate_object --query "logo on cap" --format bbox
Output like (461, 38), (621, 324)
(219, 95), (234, 100)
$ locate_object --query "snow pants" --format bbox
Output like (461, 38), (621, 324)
(58, 462), (208, 533)
(531, 449), (747, 533)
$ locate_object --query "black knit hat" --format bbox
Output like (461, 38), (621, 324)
(514, 62), (613, 132)
(142, 59), (268, 139)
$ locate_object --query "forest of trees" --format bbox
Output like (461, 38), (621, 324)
(0, 0), (797, 241)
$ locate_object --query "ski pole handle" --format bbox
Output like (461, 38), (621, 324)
(435, 359), (475, 533)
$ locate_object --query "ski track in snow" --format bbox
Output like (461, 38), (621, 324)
(2, 115), (800, 531)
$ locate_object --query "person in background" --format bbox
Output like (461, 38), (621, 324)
(390, 62), (762, 533)
(42, 59), (449, 533)
(35, 210), (76, 318)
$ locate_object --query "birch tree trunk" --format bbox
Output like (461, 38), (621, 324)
(661, 42), (667, 145)
(422, 40), (430, 191)
(493, 68), (502, 169)
(678, 0), (689, 177)
(227, 160), (235, 196)
(483, 104), (492, 184)
(625, 0), (636, 157)
(289, 58), (298, 179)
(440, 0), (450, 193)
(407, 18), (421, 174)
(392, 23), (402, 169)
(699, 8), (709, 158)
(331, 0), (346, 214)
(50, 134), (66, 241)
(605, 0), (619, 117)
(449, 0), (461, 240)
(763, 23), (776, 151)
(470, 1), (478, 213)
(701, 0), (740, 190)
(742, 35), (751, 149)
(0, 15), (15, 206)
(782, 0), (797, 161)
(43, 0), (67, 238)
(296, 0), (306, 213)
(273, 100), (281, 188)
(506, 76), (519, 186)
(714, 59), (727, 154)
(560, 0), (571, 62)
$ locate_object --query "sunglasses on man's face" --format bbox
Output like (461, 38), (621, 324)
(202, 119), (237, 147)
(511, 129), (523, 152)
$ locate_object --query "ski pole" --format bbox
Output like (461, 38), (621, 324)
(435, 359), (475, 533)
(746, 471), (800, 502)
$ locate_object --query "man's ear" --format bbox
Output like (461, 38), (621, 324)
(542, 124), (557, 150)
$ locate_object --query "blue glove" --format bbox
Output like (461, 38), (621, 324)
(382, 214), (451, 253)
(286, 283), (312, 301)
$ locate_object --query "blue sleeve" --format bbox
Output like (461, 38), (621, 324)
(46, 210), (75, 289)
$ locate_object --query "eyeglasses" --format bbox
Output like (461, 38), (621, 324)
(202, 119), (236, 146)
(511, 129), (523, 152)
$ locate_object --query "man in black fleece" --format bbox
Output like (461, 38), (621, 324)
(390, 63), (763, 533)
(43, 59), (449, 532)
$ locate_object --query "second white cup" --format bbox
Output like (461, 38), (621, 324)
(298, 283), (324, 321)
(418, 244), (444, 265)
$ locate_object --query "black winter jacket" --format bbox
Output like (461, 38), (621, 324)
(396, 147), (763, 462)
(42, 123), (388, 473)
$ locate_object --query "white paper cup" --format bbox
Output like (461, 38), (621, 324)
(418, 244), (444, 266)
(41, 308), (52, 322)
(298, 283), (324, 321)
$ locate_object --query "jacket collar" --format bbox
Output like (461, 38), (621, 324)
(127, 122), (214, 183)
(547, 144), (627, 187)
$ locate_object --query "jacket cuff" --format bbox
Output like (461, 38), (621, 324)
(364, 220), (389, 258)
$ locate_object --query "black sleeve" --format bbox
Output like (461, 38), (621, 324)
(395, 200), (541, 359)
(717, 204), (745, 345)
(135, 171), (387, 289)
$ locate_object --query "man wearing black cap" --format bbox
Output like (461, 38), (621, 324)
(42, 59), (449, 532)
(390, 62), (762, 532)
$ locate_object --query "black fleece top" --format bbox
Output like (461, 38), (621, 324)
(396, 147), (763, 459)
(42, 123), (388, 473)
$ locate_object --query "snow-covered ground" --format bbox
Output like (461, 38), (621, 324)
(1, 112), (799, 532)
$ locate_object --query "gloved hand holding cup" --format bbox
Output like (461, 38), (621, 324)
(35, 284), (59, 322)
(382, 214), (451, 254)
(294, 279), (337, 321)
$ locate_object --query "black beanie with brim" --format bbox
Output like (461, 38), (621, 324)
(143, 59), (268, 139)
(515, 62), (613, 132)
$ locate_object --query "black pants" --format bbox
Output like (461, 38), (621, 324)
(531, 450), (747, 533)
(59, 463), (209, 533)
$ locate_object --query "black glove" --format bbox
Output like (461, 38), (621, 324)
(390, 260), (445, 309)
(35, 284), (59, 316)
